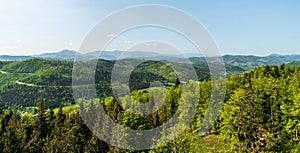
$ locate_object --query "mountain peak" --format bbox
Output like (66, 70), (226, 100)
(58, 49), (77, 55)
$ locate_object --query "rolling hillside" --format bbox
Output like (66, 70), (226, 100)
(2, 50), (300, 70)
(0, 54), (298, 109)
(287, 61), (300, 66)
(222, 54), (300, 70)
(0, 58), (245, 109)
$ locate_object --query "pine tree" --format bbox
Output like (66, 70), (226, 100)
(28, 99), (50, 152)
(64, 113), (91, 153)
(16, 114), (34, 153)
(84, 134), (109, 153)
(36, 99), (49, 139)
(2, 109), (22, 153)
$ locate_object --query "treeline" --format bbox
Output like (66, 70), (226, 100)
(0, 84), (74, 109)
(0, 101), (109, 153)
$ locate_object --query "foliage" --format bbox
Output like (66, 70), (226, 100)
(0, 57), (299, 152)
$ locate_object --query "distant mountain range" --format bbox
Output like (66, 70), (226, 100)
(0, 50), (186, 61)
(0, 49), (300, 70)
(222, 54), (300, 70)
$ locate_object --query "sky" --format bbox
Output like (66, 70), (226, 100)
(0, 0), (300, 56)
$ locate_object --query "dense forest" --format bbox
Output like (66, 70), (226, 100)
(0, 57), (299, 152)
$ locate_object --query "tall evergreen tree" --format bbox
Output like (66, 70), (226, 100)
(2, 109), (21, 153)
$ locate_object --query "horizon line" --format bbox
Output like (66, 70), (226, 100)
(0, 49), (299, 57)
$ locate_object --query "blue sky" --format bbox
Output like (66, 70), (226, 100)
(0, 0), (299, 56)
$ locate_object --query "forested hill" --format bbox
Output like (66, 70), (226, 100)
(0, 56), (299, 110)
(287, 61), (300, 66)
(0, 56), (297, 108)
(1, 50), (300, 70)
(0, 58), (244, 109)
(1, 58), (72, 73)
(222, 54), (300, 70)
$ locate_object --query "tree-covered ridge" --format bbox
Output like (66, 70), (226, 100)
(189, 56), (245, 75)
(0, 58), (245, 110)
(287, 61), (300, 66)
(2, 50), (300, 69)
(20, 66), (73, 86)
(222, 54), (300, 70)
(0, 61), (12, 69)
(2, 58), (245, 86)
(1, 58), (73, 73)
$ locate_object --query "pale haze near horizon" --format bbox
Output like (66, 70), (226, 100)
(0, 0), (300, 56)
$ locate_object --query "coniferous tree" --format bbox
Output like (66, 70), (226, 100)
(3, 109), (21, 153)
(28, 99), (49, 152)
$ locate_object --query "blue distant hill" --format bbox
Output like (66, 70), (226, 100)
(1, 50), (300, 71)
